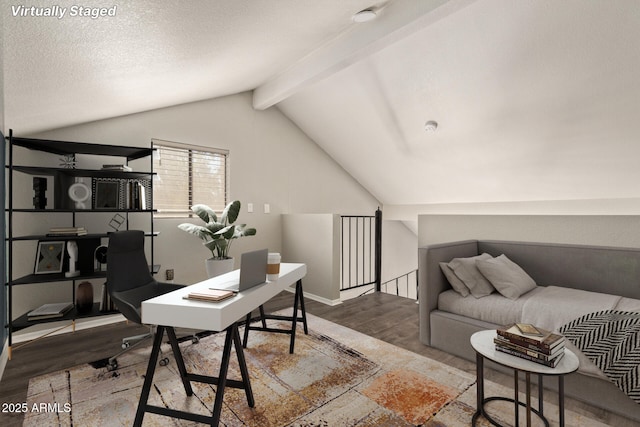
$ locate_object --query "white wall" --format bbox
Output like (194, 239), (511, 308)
(9, 92), (379, 318)
(381, 220), (417, 283)
(385, 199), (640, 259)
(387, 198), (640, 222)
(282, 214), (341, 305)
(418, 214), (640, 249)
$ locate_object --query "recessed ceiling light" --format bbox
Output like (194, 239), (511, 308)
(352, 9), (377, 23)
(424, 120), (438, 132)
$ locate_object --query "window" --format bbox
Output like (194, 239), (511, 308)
(152, 139), (228, 217)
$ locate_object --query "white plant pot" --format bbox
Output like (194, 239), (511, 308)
(205, 257), (235, 278)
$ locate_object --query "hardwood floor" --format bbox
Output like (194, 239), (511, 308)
(0, 292), (634, 426)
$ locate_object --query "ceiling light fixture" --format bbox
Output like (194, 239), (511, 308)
(352, 9), (377, 23)
(424, 120), (438, 132)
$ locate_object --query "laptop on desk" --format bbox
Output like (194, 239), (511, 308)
(220, 249), (268, 292)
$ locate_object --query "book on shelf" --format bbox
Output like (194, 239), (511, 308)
(494, 336), (564, 361)
(495, 344), (565, 368)
(125, 181), (146, 210)
(47, 226), (88, 236)
(185, 289), (235, 302)
(101, 164), (132, 172)
(27, 302), (74, 320)
(497, 324), (565, 353)
(100, 283), (117, 312)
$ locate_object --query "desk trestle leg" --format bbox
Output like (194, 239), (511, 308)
(134, 323), (254, 426)
(243, 279), (308, 354)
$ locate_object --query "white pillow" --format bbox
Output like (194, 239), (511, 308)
(439, 262), (470, 297)
(448, 253), (495, 298)
(476, 254), (536, 300)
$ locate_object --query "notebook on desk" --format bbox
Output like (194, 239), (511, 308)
(218, 248), (268, 292)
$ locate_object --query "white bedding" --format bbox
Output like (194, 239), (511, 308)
(438, 286), (545, 326)
(439, 285), (640, 379)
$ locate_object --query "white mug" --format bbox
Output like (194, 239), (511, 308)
(267, 252), (281, 281)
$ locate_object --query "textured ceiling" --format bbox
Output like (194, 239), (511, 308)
(3, 0), (640, 207)
(3, 0), (382, 132)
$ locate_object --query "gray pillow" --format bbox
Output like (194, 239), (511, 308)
(439, 262), (470, 297)
(448, 253), (495, 298)
(476, 254), (536, 300)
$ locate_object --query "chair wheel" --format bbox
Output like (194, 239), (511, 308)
(159, 358), (169, 366)
(121, 342), (130, 350)
(192, 336), (200, 344)
(107, 360), (118, 371)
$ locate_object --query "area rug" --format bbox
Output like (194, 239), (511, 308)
(25, 312), (608, 426)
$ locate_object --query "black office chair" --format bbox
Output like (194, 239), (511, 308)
(106, 230), (184, 371)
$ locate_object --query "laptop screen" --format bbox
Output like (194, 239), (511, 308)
(237, 248), (268, 291)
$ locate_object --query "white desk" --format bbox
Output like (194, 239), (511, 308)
(142, 262), (307, 330)
(134, 263), (307, 426)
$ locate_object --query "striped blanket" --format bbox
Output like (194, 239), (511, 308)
(559, 310), (640, 404)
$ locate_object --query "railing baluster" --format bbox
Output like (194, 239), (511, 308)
(340, 212), (378, 292)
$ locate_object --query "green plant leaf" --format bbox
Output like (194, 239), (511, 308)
(177, 223), (214, 240)
(192, 204), (217, 223)
(221, 200), (241, 225)
(178, 200), (254, 259)
(214, 225), (236, 240)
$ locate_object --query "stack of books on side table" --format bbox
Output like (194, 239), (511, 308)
(495, 323), (566, 367)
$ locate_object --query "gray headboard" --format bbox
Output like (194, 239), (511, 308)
(477, 240), (640, 299)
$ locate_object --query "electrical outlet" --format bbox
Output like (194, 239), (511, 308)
(166, 269), (174, 281)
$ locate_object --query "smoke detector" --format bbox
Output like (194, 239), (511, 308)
(352, 9), (377, 23)
(424, 121), (438, 132)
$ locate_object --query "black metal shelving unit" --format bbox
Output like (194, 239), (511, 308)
(4, 129), (157, 358)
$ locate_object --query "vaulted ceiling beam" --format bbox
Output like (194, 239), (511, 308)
(252, 0), (477, 110)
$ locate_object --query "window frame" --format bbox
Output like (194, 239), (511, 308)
(151, 138), (229, 218)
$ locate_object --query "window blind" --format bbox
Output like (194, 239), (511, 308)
(152, 139), (228, 217)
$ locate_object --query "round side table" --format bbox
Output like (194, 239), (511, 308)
(470, 329), (579, 427)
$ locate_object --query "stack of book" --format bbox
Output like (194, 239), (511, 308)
(185, 288), (236, 302)
(126, 181), (147, 210)
(27, 302), (74, 320)
(47, 226), (88, 236)
(102, 164), (132, 172)
(495, 323), (566, 367)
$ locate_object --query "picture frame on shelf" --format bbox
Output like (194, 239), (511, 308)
(92, 179), (120, 209)
(34, 241), (65, 274)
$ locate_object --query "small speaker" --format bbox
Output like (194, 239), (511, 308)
(32, 177), (47, 209)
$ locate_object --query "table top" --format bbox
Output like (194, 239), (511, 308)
(142, 263), (306, 331)
(470, 330), (579, 376)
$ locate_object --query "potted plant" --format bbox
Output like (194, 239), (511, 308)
(178, 200), (257, 277)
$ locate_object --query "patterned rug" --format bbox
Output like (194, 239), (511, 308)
(25, 312), (607, 426)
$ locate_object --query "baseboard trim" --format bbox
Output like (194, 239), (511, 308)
(283, 286), (342, 306)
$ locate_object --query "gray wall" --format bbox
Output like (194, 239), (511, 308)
(282, 214), (341, 304)
(9, 92), (379, 318)
(418, 214), (640, 249)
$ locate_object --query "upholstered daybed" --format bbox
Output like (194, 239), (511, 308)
(418, 240), (640, 421)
